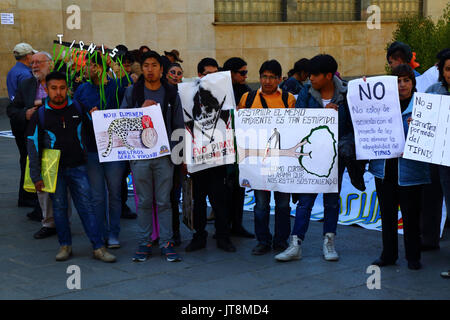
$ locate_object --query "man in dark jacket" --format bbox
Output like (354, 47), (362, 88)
(27, 71), (116, 263)
(120, 51), (184, 263)
(7, 52), (58, 239)
(275, 54), (363, 263)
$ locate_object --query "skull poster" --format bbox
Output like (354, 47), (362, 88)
(92, 105), (171, 163)
(178, 71), (236, 173)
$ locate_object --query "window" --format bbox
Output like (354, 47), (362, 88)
(214, 0), (423, 23)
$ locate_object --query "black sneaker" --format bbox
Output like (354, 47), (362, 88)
(33, 227), (57, 239)
(161, 242), (182, 262)
(252, 243), (271, 255)
(371, 258), (396, 267)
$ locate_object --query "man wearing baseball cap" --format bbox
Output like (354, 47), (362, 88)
(6, 43), (37, 100)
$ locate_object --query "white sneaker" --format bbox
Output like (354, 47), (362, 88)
(275, 235), (302, 261)
(323, 233), (339, 261)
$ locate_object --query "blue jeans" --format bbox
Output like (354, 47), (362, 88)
(50, 165), (103, 249)
(253, 190), (291, 247)
(87, 152), (126, 240)
(292, 193), (340, 241)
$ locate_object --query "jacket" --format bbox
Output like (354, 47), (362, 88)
(295, 76), (366, 191)
(368, 98), (431, 186)
(6, 61), (33, 100)
(425, 82), (449, 95)
(26, 98), (89, 183)
(7, 77), (40, 131)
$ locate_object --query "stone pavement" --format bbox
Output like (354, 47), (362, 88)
(0, 116), (450, 301)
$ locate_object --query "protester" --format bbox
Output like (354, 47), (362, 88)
(73, 53), (127, 249)
(7, 52), (59, 239)
(184, 57), (237, 253)
(120, 50), (184, 262)
(166, 63), (183, 86)
(369, 64), (430, 270)
(280, 58), (310, 95)
(276, 54), (355, 262)
(424, 51), (450, 276)
(387, 41), (421, 76)
(26, 71), (116, 262)
(6, 43), (36, 101)
(238, 59), (295, 255)
(221, 57), (254, 238)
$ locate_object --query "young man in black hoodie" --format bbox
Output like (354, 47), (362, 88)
(27, 71), (116, 263)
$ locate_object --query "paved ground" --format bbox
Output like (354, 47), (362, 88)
(0, 116), (450, 301)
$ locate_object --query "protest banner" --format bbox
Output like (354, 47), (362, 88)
(179, 71), (236, 173)
(347, 76), (405, 160)
(235, 108), (338, 193)
(403, 92), (450, 166)
(92, 106), (171, 163)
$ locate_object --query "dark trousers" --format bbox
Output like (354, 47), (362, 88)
(226, 164), (246, 230)
(11, 123), (39, 208)
(170, 164), (182, 236)
(121, 162), (132, 210)
(191, 166), (230, 240)
(420, 164), (443, 247)
(375, 177), (422, 263)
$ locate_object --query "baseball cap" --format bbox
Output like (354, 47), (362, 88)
(13, 43), (38, 57)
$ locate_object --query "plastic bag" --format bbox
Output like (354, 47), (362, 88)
(23, 149), (61, 193)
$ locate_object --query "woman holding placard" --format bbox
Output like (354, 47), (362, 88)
(369, 64), (430, 270)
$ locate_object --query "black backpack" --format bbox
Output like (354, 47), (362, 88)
(245, 89), (289, 108)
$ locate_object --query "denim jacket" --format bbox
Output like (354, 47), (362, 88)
(368, 98), (431, 186)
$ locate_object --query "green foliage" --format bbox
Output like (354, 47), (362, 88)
(387, 3), (450, 74)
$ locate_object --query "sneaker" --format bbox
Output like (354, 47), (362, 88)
(34, 227), (57, 239)
(440, 270), (450, 278)
(161, 242), (182, 262)
(93, 247), (116, 263)
(323, 233), (339, 261)
(185, 237), (207, 252)
(275, 235), (302, 262)
(56, 245), (72, 261)
(107, 236), (121, 249)
(132, 244), (152, 262)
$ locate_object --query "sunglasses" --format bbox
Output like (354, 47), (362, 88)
(170, 70), (183, 76)
(235, 70), (248, 76)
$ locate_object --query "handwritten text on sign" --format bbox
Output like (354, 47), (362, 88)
(347, 76), (405, 160)
(235, 108), (339, 193)
(403, 92), (450, 166)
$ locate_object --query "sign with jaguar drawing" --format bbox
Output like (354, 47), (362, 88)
(92, 106), (171, 163)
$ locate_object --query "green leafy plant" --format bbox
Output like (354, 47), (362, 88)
(387, 3), (450, 74)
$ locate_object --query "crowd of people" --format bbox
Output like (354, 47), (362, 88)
(5, 40), (450, 277)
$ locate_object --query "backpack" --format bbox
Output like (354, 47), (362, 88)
(245, 89), (289, 108)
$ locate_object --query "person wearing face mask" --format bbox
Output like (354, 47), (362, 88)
(369, 64), (430, 270)
(166, 63), (183, 86)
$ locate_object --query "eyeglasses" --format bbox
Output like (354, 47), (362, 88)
(31, 60), (50, 66)
(170, 70), (183, 76)
(235, 70), (248, 76)
(260, 75), (279, 81)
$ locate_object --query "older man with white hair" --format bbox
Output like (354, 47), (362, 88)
(7, 51), (58, 239)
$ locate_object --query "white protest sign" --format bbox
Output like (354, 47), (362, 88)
(179, 71), (236, 173)
(347, 76), (405, 160)
(92, 106), (171, 163)
(403, 92), (450, 166)
(1, 13), (14, 25)
(235, 108), (338, 193)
